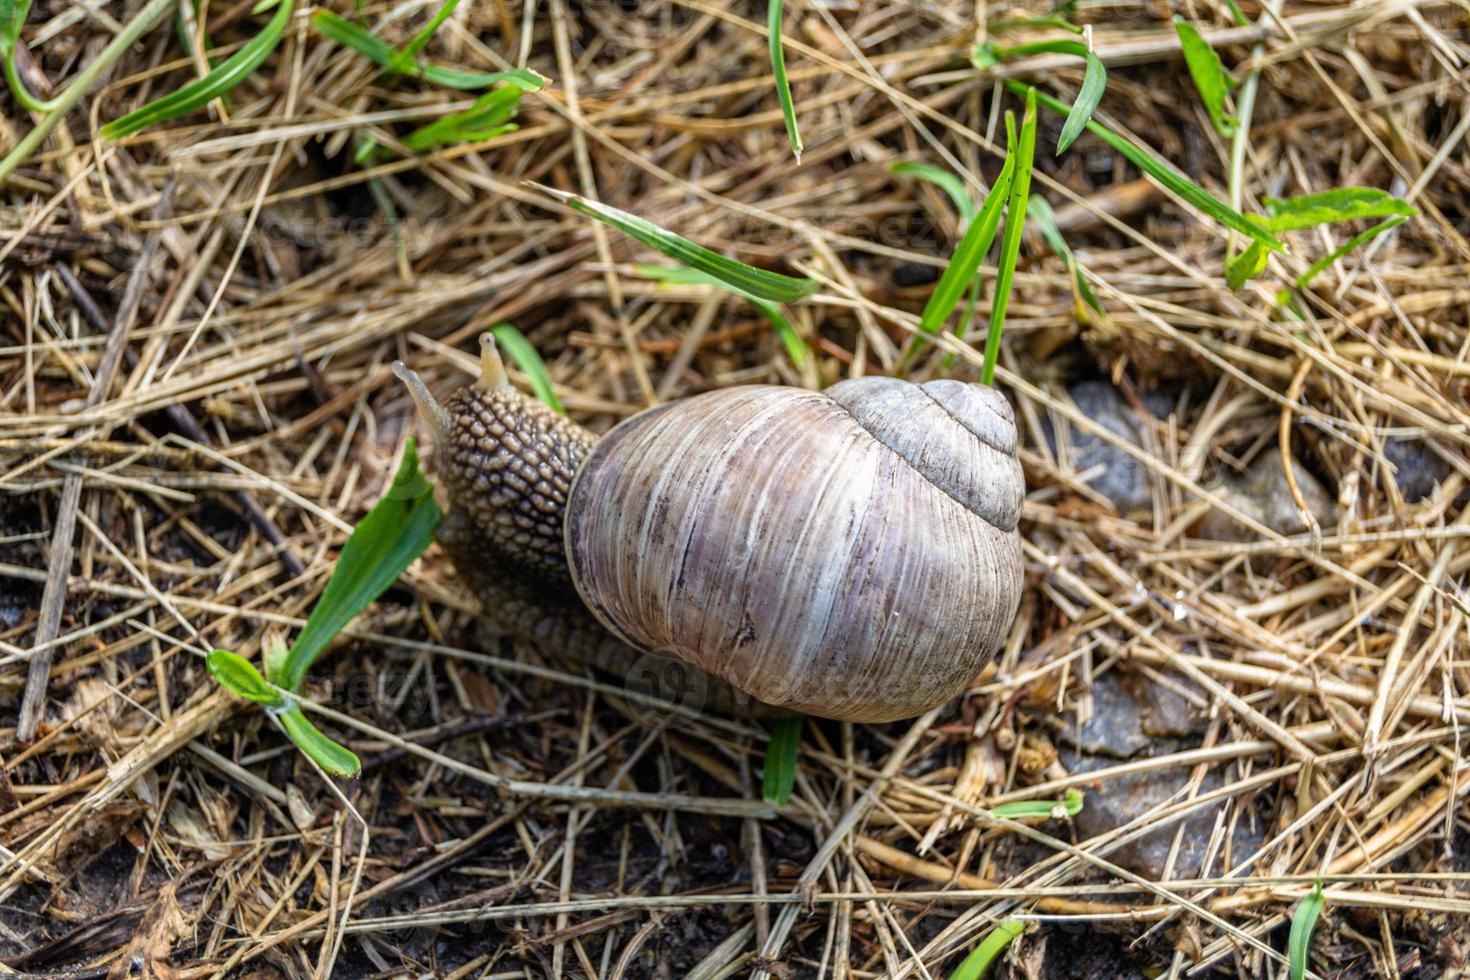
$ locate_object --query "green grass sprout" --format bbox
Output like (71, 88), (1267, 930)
(762, 715), (804, 806)
(949, 919), (1026, 980)
(537, 186), (820, 304)
(1025, 195), (1108, 328)
(101, 0), (295, 139)
(975, 39), (1105, 155)
(768, 0), (803, 160)
(311, 9), (545, 90)
(386, 0), (461, 77)
(637, 264), (809, 369)
(981, 88), (1038, 386)
(1009, 80), (1283, 251)
(1296, 215), (1409, 288)
(1174, 17), (1239, 137)
(1226, 238), (1271, 290)
(1227, 188), (1416, 289)
(0, 0), (176, 182)
(911, 155), (1015, 364)
(2, 0), (62, 111)
(990, 789), (1084, 820)
(491, 323), (565, 413)
(210, 438), (443, 777)
(399, 85), (527, 151)
(1262, 187), (1418, 232)
(892, 161), (977, 221)
(1288, 880), (1326, 980)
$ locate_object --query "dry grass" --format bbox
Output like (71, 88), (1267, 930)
(3, 0), (1470, 976)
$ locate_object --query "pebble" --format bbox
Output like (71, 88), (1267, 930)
(1044, 381), (1169, 514)
(1384, 437), (1452, 502)
(1196, 447), (1335, 540)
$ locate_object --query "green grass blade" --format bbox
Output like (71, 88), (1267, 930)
(768, 0), (803, 160)
(988, 15), (1082, 34)
(981, 89), (1038, 386)
(990, 789), (1084, 820)
(972, 40), (1106, 156)
(399, 84), (526, 153)
(386, 0), (460, 76)
(1010, 80), (1283, 250)
(636, 264), (809, 369)
(207, 649), (284, 707)
(274, 437), (443, 693)
(914, 157), (1015, 357)
(1226, 238), (1270, 289)
(101, 0), (294, 138)
(1296, 215), (1408, 288)
(544, 187), (820, 304)
(491, 323), (564, 414)
(1057, 49), (1106, 154)
(762, 715), (804, 806)
(2, 0), (63, 112)
(949, 919), (1025, 980)
(276, 703), (362, 777)
(1288, 880), (1326, 980)
(1263, 187), (1417, 232)
(891, 161), (977, 222)
(1224, 0), (1250, 27)
(1174, 17), (1239, 137)
(1025, 195), (1107, 324)
(311, 10), (545, 90)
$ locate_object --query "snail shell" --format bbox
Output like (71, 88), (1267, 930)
(564, 377), (1024, 723)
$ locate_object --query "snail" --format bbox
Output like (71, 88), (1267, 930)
(394, 334), (1024, 723)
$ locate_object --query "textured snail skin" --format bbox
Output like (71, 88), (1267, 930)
(565, 379), (1024, 723)
(435, 383), (765, 714)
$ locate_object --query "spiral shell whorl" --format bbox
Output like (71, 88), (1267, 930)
(565, 383), (1024, 722)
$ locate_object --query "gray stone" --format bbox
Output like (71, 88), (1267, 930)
(1385, 438), (1452, 502)
(1045, 381), (1164, 514)
(1196, 447), (1335, 540)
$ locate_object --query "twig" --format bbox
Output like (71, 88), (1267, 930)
(16, 182), (175, 742)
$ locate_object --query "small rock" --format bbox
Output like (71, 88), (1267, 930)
(1384, 437), (1451, 502)
(1063, 670), (1207, 760)
(1044, 381), (1166, 514)
(891, 261), (940, 288)
(1196, 447), (1335, 540)
(1069, 763), (1264, 880)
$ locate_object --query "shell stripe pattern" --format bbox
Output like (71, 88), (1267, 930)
(565, 383), (1023, 722)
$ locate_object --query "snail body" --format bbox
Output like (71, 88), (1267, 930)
(399, 336), (1024, 724)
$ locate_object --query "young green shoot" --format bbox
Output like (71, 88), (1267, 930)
(974, 39), (1105, 155)
(892, 161), (985, 368)
(948, 919), (1025, 980)
(386, 0), (462, 77)
(491, 323), (565, 414)
(535, 185), (821, 304)
(2, 0), (61, 111)
(1174, 17), (1239, 137)
(1296, 215), (1409, 289)
(989, 788), (1084, 821)
(0, 0), (177, 183)
(208, 438), (444, 777)
(1288, 880), (1326, 980)
(768, 1), (803, 160)
(910, 155), (1015, 366)
(101, 0), (295, 139)
(1008, 80), (1283, 251)
(1228, 188), (1417, 289)
(636, 264), (809, 370)
(311, 9), (545, 90)
(762, 714), (804, 806)
(1025, 195), (1108, 329)
(981, 88), (1038, 387)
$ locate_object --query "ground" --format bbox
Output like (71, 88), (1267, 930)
(2, 1), (1470, 978)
